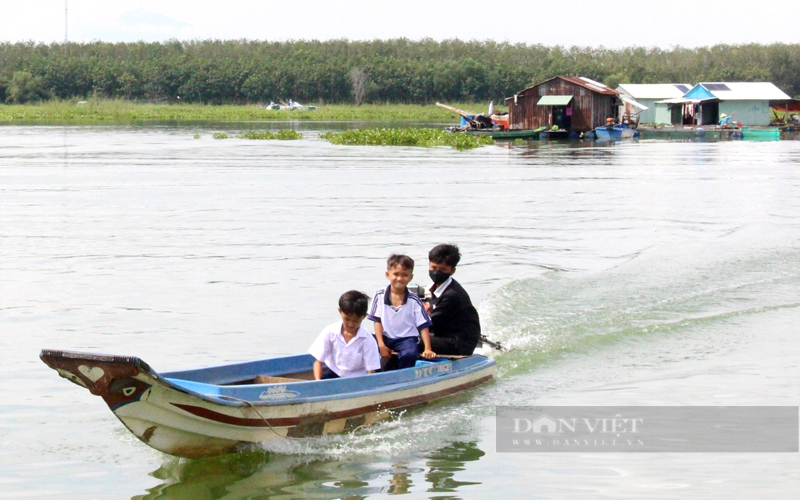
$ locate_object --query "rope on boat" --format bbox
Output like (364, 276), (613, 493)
(204, 393), (292, 439)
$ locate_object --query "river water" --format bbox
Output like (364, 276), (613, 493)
(1, 125), (799, 499)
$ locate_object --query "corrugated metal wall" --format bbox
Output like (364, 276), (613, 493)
(509, 79), (618, 132)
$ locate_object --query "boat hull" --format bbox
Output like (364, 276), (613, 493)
(465, 129), (539, 140)
(594, 125), (639, 140)
(40, 350), (495, 458)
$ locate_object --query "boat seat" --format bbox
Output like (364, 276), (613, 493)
(280, 370), (316, 380)
(253, 375), (302, 384)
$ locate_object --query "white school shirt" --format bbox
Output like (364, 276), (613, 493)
(368, 286), (432, 339)
(308, 321), (381, 377)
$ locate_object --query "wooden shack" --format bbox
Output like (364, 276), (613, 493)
(505, 76), (620, 132)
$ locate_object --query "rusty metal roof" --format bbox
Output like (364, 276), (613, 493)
(507, 76), (620, 100)
(564, 76), (620, 95)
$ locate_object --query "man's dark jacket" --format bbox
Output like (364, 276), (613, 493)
(430, 279), (481, 354)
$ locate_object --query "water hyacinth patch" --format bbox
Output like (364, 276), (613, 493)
(236, 130), (303, 140)
(320, 128), (494, 150)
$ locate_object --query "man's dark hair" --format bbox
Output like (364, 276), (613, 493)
(429, 244), (461, 267)
(339, 290), (370, 317)
(387, 254), (414, 270)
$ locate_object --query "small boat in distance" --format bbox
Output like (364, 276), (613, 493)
(40, 349), (495, 458)
(263, 99), (317, 111)
(593, 123), (640, 140)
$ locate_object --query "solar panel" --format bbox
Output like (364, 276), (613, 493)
(675, 85), (689, 93)
(704, 83), (731, 91)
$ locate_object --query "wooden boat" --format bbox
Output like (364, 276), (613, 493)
(39, 349), (495, 459)
(538, 129), (573, 140)
(437, 101), (515, 137)
(594, 124), (640, 140)
(465, 129), (539, 140)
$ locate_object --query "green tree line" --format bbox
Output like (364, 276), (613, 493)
(0, 39), (797, 104)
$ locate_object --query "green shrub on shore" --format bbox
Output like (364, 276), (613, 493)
(6, 71), (49, 104)
(320, 128), (494, 150)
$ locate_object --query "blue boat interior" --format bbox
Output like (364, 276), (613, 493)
(158, 354), (493, 405)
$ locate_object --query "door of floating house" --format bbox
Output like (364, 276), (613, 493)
(701, 101), (720, 125)
(653, 102), (682, 124)
(538, 95), (573, 130)
(505, 76), (620, 132)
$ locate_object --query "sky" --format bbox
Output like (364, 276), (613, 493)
(0, 0), (798, 48)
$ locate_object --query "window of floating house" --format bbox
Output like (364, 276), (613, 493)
(580, 88), (586, 96)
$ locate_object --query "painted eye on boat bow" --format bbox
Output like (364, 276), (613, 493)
(104, 377), (151, 409)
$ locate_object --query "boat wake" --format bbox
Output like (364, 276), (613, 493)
(480, 228), (800, 378)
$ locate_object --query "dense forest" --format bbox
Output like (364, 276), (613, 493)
(0, 39), (797, 104)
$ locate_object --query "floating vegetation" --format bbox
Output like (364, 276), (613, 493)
(205, 130), (302, 141)
(320, 128), (494, 150)
(193, 133), (201, 139)
(236, 130), (303, 140)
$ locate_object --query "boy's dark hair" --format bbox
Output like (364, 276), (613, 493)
(429, 244), (461, 267)
(387, 254), (414, 270)
(339, 290), (370, 317)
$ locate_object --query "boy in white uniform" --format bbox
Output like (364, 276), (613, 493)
(369, 254), (435, 369)
(308, 290), (381, 380)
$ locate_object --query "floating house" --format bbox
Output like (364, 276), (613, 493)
(505, 76), (623, 133)
(656, 82), (792, 126)
(616, 83), (692, 124)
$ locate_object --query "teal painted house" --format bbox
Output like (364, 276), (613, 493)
(658, 82), (791, 126)
(616, 84), (692, 124)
